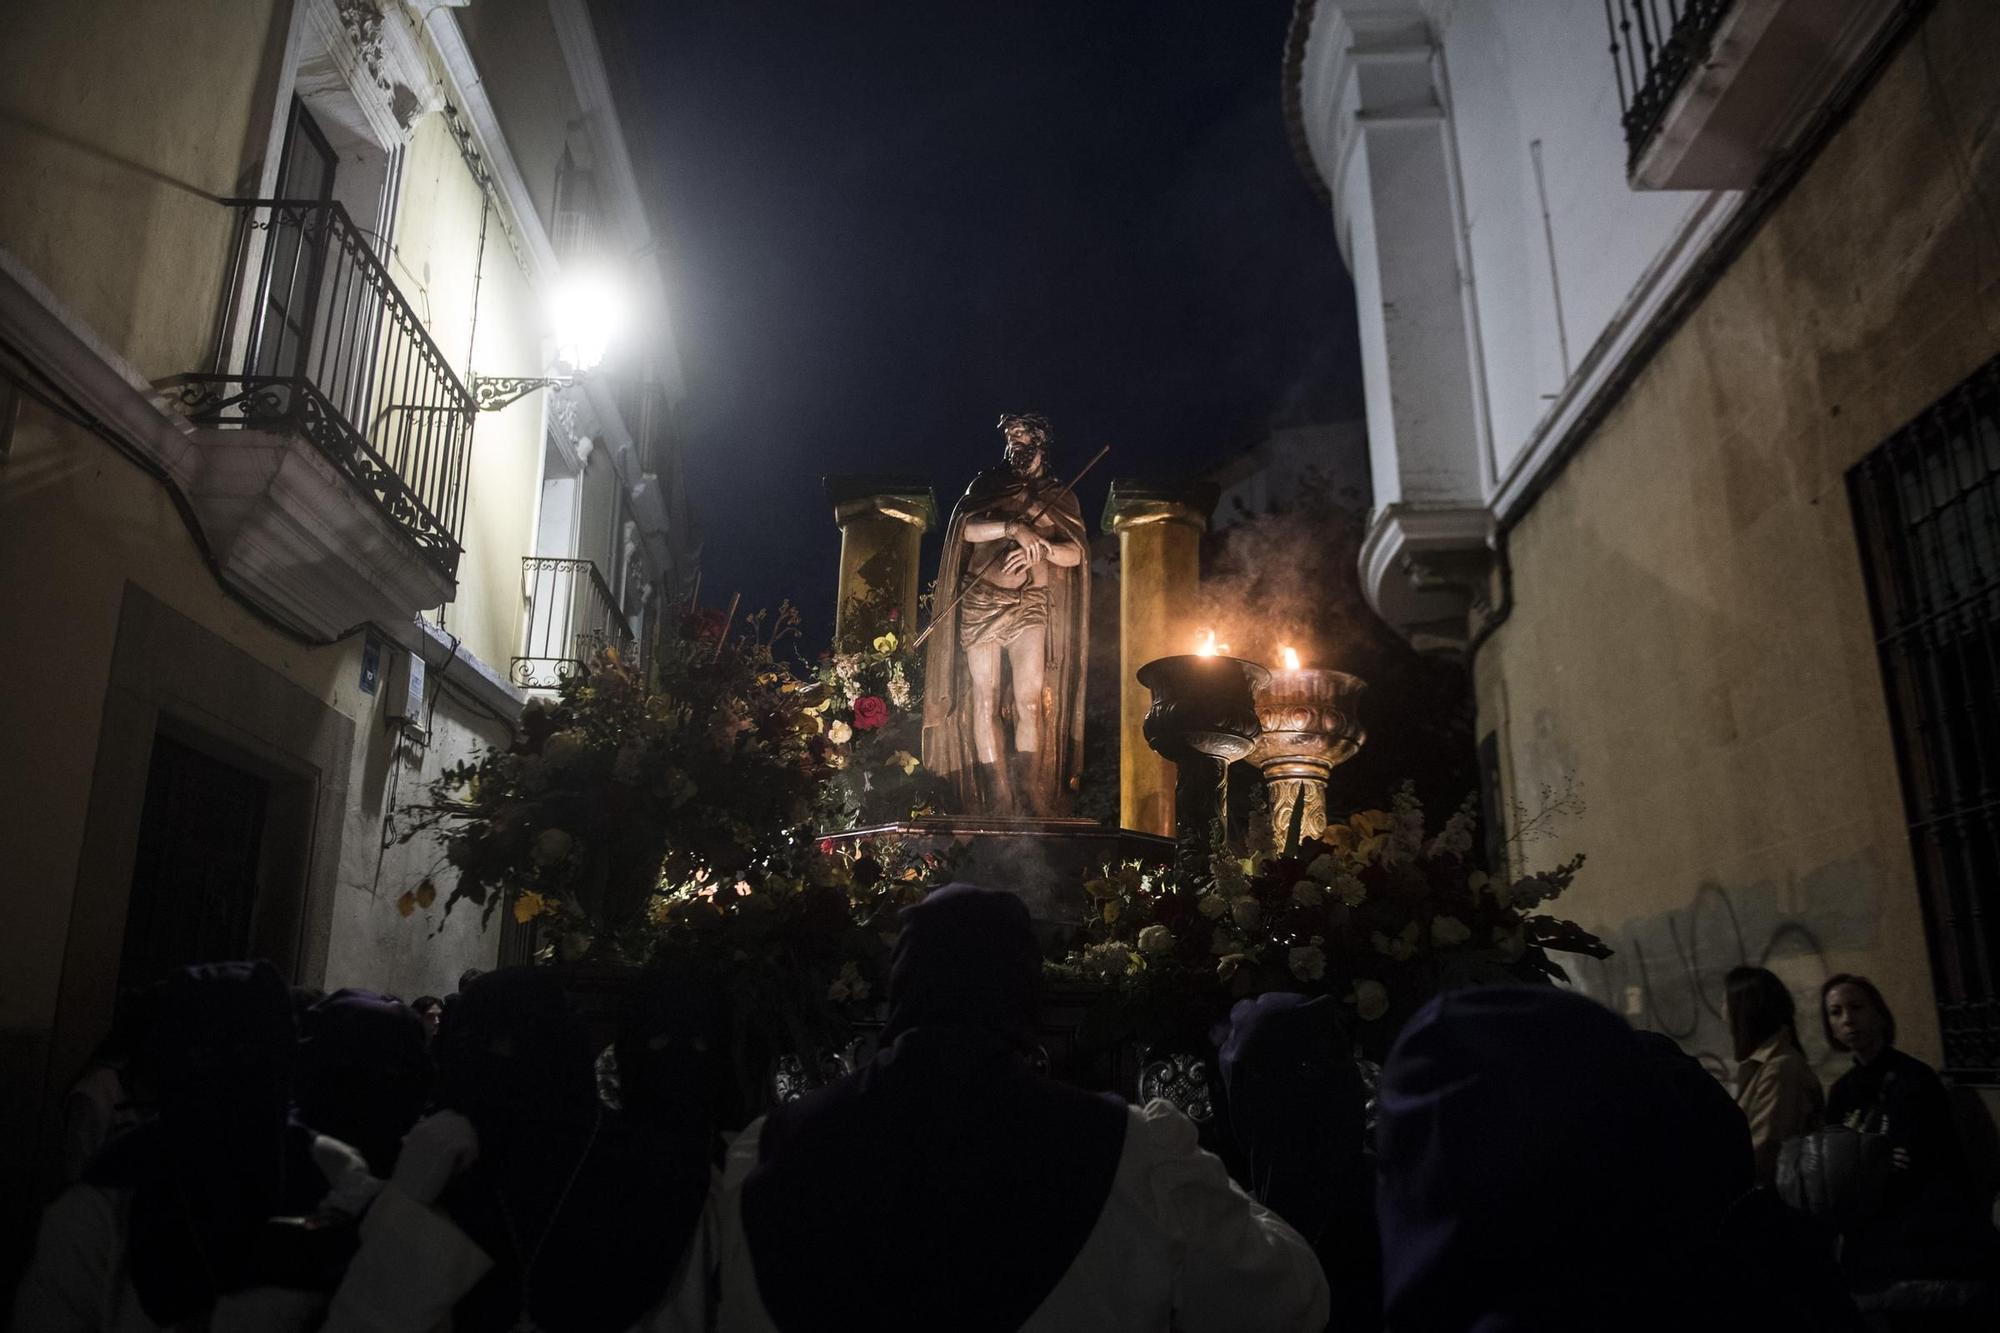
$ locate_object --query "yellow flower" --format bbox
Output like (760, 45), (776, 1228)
(886, 749), (920, 775)
(1350, 979), (1390, 1021)
(513, 890), (551, 924)
(872, 632), (899, 653)
(1102, 898), (1122, 925)
(1083, 877), (1121, 900)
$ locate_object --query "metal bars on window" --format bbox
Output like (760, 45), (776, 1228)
(1603, 0), (1735, 169)
(512, 557), (634, 690)
(167, 198), (475, 577)
(1849, 357), (2000, 1081)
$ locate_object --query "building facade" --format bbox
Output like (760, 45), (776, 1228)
(1290, 0), (1999, 1094)
(0, 0), (697, 1257)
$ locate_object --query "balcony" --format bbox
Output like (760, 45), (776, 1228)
(1607, 0), (1904, 190)
(513, 557), (633, 690)
(162, 198), (475, 637)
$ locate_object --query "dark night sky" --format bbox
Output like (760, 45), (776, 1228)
(619, 1), (1361, 641)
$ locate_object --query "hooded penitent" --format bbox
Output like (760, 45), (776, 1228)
(436, 967), (701, 1333)
(741, 884), (1127, 1331)
(920, 462), (1089, 815)
(83, 961), (336, 1325)
(1376, 985), (1856, 1333)
(295, 988), (431, 1175)
(1219, 991), (1378, 1329)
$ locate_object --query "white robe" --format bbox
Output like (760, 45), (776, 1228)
(715, 1098), (1330, 1332)
(11, 1134), (375, 1333)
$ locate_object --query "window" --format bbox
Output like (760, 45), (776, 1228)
(1849, 356), (2000, 1081)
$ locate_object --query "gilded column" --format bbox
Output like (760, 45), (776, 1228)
(1104, 480), (1216, 837)
(823, 476), (935, 647)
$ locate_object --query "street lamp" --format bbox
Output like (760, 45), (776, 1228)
(470, 265), (629, 411)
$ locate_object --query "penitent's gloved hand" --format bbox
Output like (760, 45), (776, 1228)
(390, 1110), (480, 1206)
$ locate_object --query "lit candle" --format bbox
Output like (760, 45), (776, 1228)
(1280, 645), (1301, 671)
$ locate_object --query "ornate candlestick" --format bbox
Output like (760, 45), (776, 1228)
(1136, 652), (1268, 864)
(1247, 661), (1366, 852)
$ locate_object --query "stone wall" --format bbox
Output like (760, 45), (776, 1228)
(1478, 0), (2000, 1076)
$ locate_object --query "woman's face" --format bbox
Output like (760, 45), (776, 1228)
(1825, 983), (1889, 1060)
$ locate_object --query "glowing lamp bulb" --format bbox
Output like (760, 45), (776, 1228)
(549, 266), (628, 373)
(1280, 646), (1301, 671)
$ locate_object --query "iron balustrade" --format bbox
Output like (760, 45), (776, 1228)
(167, 198), (475, 577)
(513, 556), (634, 689)
(1603, 0), (1735, 170)
(1850, 356), (2000, 1082)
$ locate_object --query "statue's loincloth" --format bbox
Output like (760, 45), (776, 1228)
(958, 577), (1049, 649)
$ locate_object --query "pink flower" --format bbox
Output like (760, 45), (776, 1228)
(852, 695), (889, 731)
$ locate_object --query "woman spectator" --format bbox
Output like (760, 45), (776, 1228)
(1726, 965), (1824, 1185)
(410, 995), (445, 1044)
(1820, 973), (1997, 1287)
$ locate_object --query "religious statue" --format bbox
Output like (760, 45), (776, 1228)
(922, 414), (1089, 816)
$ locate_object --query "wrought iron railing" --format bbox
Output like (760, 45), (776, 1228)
(513, 556), (633, 689)
(166, 198), (475, 577)
(1603, 0), (1735, 169)
(1849, 355), (2000, 1082)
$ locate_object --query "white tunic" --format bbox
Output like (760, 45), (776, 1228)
(715, 1098), (1330, 1332)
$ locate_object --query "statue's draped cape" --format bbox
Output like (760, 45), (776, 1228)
(921, 467), (1089, 814)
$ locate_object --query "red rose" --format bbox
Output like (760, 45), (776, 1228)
(852, 695), (889, 730)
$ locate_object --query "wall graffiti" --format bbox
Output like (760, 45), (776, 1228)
(1571, 872), (1864, 1081)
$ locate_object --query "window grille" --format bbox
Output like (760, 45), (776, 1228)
(1849, 356), (2000, 1081)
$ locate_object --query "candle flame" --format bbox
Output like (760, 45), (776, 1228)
(1194, 628), (1217, 657)
(1280, 646), (1301, 671)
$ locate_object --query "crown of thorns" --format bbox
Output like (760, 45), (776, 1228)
(996, 413), (1053, 445)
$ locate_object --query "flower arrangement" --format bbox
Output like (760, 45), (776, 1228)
(811, 621), (950, 828)
(1055, 783), (1607, 1056)
(638, 831), (955, 1093)
(409, 608), (826, 954)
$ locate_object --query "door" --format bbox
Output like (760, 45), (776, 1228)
(249, 100), (338, 386)
(116, 732), (272, 989)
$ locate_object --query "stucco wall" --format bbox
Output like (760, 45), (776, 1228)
(0, 0), (288, 381)
(1437, 0), (1724, 483)
(1480, 0), (2000, 1076)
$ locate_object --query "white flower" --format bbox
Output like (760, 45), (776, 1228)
(1426, 805), (1476, 859)
(1430, 914), (1472, 947)
(1305, 852), (1341, 883)
(1197, 892), (1229, 919)
(1136, 924), (1176, 956)
(1288, 944), (1327, 982)
(1230, 898), (1263, 932)
(1292, 878), (1325, 907)
(1350, 979), (1390, 1022)
(532, 827), (574, 867)
(1332, 871), (1367, 907)
(1211, 853), (1251, 895)
(828, 719), (853, 744)
(886, 664), (912, 710)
